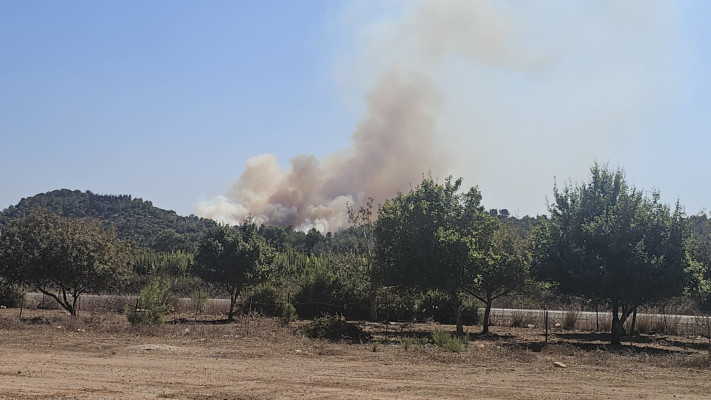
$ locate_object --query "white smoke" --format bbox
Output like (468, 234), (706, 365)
(198, 0), (675, 231)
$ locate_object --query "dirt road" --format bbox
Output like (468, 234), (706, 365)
(1, 311), (710, 399)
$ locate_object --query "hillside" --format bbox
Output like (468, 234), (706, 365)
(0, 189), (216, 251)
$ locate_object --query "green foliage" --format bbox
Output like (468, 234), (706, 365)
(685, 215), (711, 310)
(532, 163), (688, 344)
(0, 277), (25, 308)
(0, 189), (215, 252)
(0, 208), (131, 315)
(301, 315), (371, 343)
(189, 287), (210, 314)
(290, 253), (370, 320)
(132, 249), (193, 276)
(240, 283), (282, 317)
(467, 225), (531, 333)
(416, 289), (479, 325)
(281, 303), (297, 325)
(369, 341), (381, 352)
(399, 336), (424, 351)
(193, 219), (275, 320)
(376, 175), (497, 335)
(431, 328), (466, 352)
(126, 278), (175, 325)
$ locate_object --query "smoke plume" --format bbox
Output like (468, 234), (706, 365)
(198, 0), (674, 231)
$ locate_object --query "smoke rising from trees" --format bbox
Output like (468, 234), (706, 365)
(197, 0), (674, 232)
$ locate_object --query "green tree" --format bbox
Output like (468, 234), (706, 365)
(376, 176), (496, 336)
(0, 208), (131, 316)
(333, 197), (383, 321)
(193, 219), (274, 321)
(685, 214), (711, 310)
(463, 225), (531, 334)
(532, 164), (688, 345)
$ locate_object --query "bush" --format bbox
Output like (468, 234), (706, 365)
(431, 327), (466, 353)
(400, 336), (424, 351)
(302, 315), (371, 343)
(281, 303), (297, 325)
(125, 278), (176, 325)
(416, 290), (479, 325)
(189, 288), (210, 314)
(241, 284), (282, 317)
(562, 310), (579, 330)
(0, 278), (25, 308)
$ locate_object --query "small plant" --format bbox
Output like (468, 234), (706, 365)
(431, 328), (466, 353)
(370, 341), (381, 352)
(189, 288), (210, 315)
(302, 315), (371, 343)
(400, 336), (424, 351)
(511, 310), (526, 327)
(125, 278), (175, 325)
(281, 303), (298, 325)
(0, 278), (25, 308)
(443, 337), (465, 353)
(562, 310), (578, 330)
(431, 327), (451, 347)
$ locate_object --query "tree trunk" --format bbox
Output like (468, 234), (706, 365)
(228, 288), (238, 321)
(368, 282), (378, 321)
(629, 307), (638, 339)
(454, 293), (464, 337)
(611, 301), (633, 345)
(71, 294), (79, 317)
(611, 301), (623, 345)
(482, 297), (492, 334)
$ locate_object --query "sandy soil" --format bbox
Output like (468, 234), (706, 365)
(1, 309), (710, 399)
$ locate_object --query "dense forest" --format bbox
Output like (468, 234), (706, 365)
(0, 189), (216, 252)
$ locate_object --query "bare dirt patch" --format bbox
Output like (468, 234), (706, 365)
(1, 309), (710, 399)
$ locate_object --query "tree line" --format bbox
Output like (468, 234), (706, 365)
(1, 163), (711, 345)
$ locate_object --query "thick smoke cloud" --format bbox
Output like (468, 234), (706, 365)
(198, 0), (674, 231)
(198, 70), (444, 232)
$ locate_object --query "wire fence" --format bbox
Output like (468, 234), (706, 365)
(17, 293), (711, 336)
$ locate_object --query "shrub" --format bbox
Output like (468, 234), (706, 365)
(400, 336), (424, 351)
(562, 310), (579, 330)
(302, 315), (371, 343)
(281, 303), (297, 325)
(431, 327), (466, 353)
(241, 284), (282, 317)
(370, 341), (381, 352)
(511, 310), (527, 327)
(189, 288), (210, 315)
(125, 278), (176, 325)
(417, 290), (479, 325)
(0, 278), (25, 308)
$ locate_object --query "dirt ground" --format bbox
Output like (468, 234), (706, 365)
(1, 309), (710, 399)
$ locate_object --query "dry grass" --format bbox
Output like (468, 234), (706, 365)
(562, 310), (579, 330)
(3, 307), (711, 399)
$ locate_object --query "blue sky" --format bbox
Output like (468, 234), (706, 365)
(1, 1), (710, 220)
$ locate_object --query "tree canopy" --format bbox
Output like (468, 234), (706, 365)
(532, 164), (688, 344)
(0, 208), (131, 315)
(193, 219), (275, 320)
(376, 176), (497, 335)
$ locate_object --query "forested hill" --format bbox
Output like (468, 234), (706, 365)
(0, 189), (216, 251)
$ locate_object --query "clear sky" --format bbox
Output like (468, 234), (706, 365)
(1, 1), (710, 221)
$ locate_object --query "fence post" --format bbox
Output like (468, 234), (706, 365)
(18, 295), (24, 321)
(544, 307), (549, 344)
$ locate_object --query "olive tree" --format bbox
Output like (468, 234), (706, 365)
(331, 198), (383, 321)
(193, 219), (274, 321)
(376, 176), (497, 336)
(0, 208), (131, 316)
(463, 225), (531, 334)
(532, 164), (687, 345)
